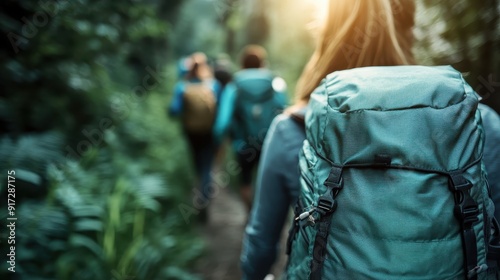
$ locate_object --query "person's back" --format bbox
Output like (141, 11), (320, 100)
(213, 53), (233, 90)
(240, 0), (500, 279)
(479, 104), (500, 221)
(231, 68), (286, 149)
(287, 65), (498, 279)
(213, 45), (286, 211)
(169, 52), (221, 221)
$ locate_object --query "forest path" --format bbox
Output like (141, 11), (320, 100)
(194, 184), (288, 280)
(194, 186), (245, 279)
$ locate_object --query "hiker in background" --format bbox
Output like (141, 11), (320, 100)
(169, 52), (221, 220)
(213, 45), (287, 211)
(213, 53), (233, 91)
(211, 53), (234, 163)
(240, 0), (500, 279)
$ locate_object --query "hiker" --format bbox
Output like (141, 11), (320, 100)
(213, 53), (233, 91)
(211, 54), (234, 164)
(213, 45), (287, 211)
(240, 0), (500, 279)
(169, 52), (221, 216)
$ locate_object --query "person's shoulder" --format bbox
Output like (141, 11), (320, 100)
(479, 103), (499, 117)
(272, 113), (293, 127)
(272, 113), (297, 128)
(270, 112), (305, 140)
(234, 68), (274, 79)
(478, 104), (500, 129)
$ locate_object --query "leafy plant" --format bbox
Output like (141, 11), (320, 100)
(0, 94), (204, 279)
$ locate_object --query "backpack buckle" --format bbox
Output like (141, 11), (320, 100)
(450, 180), (473, 192)
(448, 174), (473, 192)
(448, 174), (478, 226)
(455, 202), (479, 226)
(317, 195), (337, 215)
(318, 166), (343, 216)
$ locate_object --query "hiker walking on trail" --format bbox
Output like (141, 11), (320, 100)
(213, 53), (234, 92)
(169, 52), (222, 216)
(213, 45), (287, 211)
(240, 0), (500, 279)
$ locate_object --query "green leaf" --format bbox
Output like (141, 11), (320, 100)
(74, 218), (103, 232)
(70, 234), (103, 257)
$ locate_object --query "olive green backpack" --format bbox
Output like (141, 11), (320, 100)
(285, 66), (500, 280)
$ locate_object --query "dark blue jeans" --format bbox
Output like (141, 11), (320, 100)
(186, 132), (215, 203)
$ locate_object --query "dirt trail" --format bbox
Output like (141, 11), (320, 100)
(194, 185), (288, 280)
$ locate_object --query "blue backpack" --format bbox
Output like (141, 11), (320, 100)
(286, 66), (500, 280)
(231, 69), (286, 150)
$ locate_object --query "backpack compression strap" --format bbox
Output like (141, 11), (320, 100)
(308, 161), (485, 280)
(487, 218), (500, 276)
(287, 199), (304, 255)
(310, 165), (344, 280)
(448, 171), (481, 279)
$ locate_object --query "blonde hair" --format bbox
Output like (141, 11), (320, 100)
(294, 0), (416, 104)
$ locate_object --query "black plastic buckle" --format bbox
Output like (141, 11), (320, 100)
(449, 176), (473, 192)
(455, 204), (479, 225)
(452, 181), (473, 192)
(448, 175), (478, 225)
(317, 195), (337, 215)
(323, 166), (343, 188)
(324, 177), (344, 197)
(454, 191), (479, 226)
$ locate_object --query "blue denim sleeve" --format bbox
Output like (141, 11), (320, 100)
(212, 82), (237, 144)
(169, 82), (185, 116)
(479, 104), (500, 220)
(240, 115), (304, 280)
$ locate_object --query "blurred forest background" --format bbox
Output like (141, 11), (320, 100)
(0, 0), (498, 279)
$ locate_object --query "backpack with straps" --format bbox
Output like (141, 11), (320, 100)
(285, 65), (500, 279)
(232, 69), (286, 149)
(182, 81), (217, 134)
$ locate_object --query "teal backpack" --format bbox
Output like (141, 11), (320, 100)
(231, 69), (286, 149)
(286, 66), (500, 279)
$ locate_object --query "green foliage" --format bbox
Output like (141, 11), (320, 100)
(171, 0), (316, 99)
(0, 0), (179, 137)
(171, 0), (229, 57)
(265, 0), (317, 98)
(416, 0), (500, 111)
(171, 0), (500, 111)
(0, 0), (205, 279)
(0, 90), (202, 279)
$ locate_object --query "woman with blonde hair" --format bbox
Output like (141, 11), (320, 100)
(240, 0), (500, 279)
